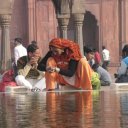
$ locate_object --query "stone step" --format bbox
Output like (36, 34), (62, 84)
(111, 83), (128, 91)
(4, 85), (80, 93)
(5, 86), (28, 93)
(5, 83), (128, 93)
(58, 85), (80, 90)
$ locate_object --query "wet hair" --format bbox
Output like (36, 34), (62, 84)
(27, 43), (39, 53)
(14, 38), (23, 44)
(122, 44), (128, 58)
(84, 46), (94, 54)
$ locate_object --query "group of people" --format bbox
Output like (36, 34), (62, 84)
(1, 37), (127, 92)
(84, 46), (112, 86)
(115, 44), (128, 83)
(10, 38), (102, 92)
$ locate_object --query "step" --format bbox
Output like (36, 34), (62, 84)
(5, 86), (28, 93)
(6, 84), (126, 93)
(111, 83), (128, 91)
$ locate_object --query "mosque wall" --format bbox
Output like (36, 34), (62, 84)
(5, 0), (128, 72)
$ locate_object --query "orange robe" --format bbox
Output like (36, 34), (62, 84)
(45, 38), (94, 90)
(45, 57), (93, 90)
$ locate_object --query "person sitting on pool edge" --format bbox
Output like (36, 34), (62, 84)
(115, 44), (128, 83)
(37, 38), (100, 91)
(15, 41), (46, 91)
(84, 46), (111, 86)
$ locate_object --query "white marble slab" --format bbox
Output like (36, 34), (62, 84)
(110, 83), (128, 91)
(4, 85), (86, 93)
(5, 86), (28, 93)
(6, 83), (128, 93)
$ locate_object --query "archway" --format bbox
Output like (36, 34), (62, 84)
(83, 11), (99, 51)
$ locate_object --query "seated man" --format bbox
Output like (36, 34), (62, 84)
(84, 46), (111, 86)
(115, 44), (128, 83)
(37, 38), (100, 91)
(92, 64), (112, 86)
(15, 42), (45, 91)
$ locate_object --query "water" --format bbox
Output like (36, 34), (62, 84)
(0, 90), (128, 128)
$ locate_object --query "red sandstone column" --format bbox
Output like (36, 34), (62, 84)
(73, 13), (84, 55)
(0, 14), (12, 71)
(121, 0), (126, 44)
(27, 0), (37, 42)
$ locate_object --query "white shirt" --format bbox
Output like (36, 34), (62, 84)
(102, 49), (110, 61)
(14, 44), (27, 65)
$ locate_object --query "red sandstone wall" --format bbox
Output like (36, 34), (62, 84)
(8, 0), (124, 70)
(126, 1), (128, 43)
(9, 0), (28, 59)
(101, 0), (120, 65)
(36, 0), (57, 56)
(84, 0), (120, 67)
(9, 0), (57, 57)
(85, 3), (100, 21)
(10, 0), (28, 46)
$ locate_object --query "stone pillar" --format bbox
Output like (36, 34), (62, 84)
(0, 14), (11, 71)
(73, 13), (84, 55)
(27, 0), (37, 42)
(121, 0), (126, 44)
(57, 14), (70, 39)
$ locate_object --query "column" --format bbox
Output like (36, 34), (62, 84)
(73, 13), (84, 55)
(0, 14), (11, 71)
(121, 0), (126, 44)
(27, 0), (37, 42)
(57, 14), (70, 39)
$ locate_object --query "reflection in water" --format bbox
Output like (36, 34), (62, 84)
(46, 91), (93, 128)
(0, 91), (127, 128)
(120, 93), (128, 128)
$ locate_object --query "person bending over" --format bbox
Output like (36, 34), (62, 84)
(92, 64), (111, 86)
(37, 38), (100, 91)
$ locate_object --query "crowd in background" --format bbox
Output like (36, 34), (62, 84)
(0, 37), (127, 92)
(84, 45), (111, 86)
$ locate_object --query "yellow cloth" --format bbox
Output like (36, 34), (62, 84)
(91, 72), (101, 90)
